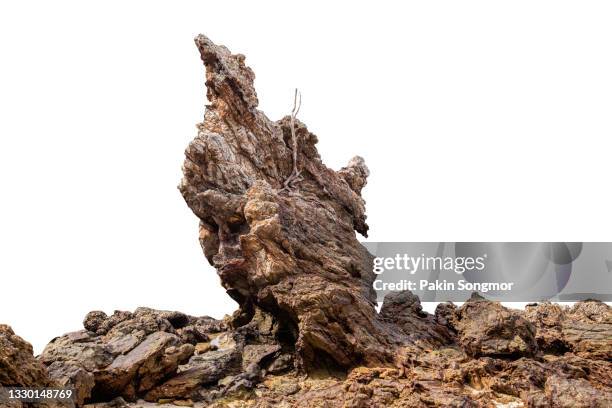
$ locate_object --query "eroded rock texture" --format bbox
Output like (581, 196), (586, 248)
(38, 308), (231, 405)
(1, 35), (611, 407)
(22, 298), (608, 407)
(179, 34), (408, 371)
(0, 325), (49, 388)
(524, 300), (612, 360)
(0, 325), (70, 408)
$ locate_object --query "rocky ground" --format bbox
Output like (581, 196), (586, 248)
(1, 299), (611, 407)
(1, 35), (610, 407)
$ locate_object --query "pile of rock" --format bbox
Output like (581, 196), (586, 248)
(35, 307), (295, 406)
(1, 34), (611, 407)
(2, 296), (611, 407)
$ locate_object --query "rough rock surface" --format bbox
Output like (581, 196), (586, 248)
(23, 298), (607, 407)
(0, 325), (70, 408)
(1, 35), (611, 407)
(38, 308), (229, 405)
(454, 296), (538, 358)
(179, 33), (405, 372)
(178, 33), (460, 375)
(524, 300), (612, 360)
(0, 325), (49, 388)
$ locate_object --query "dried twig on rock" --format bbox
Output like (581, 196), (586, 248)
(281, 88), (303, 193)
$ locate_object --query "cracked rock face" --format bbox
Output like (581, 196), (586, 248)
(2, 35), (612, 407)
(38, 308), (232, 405)
(179, 34), (403, 371)
(455, 297), (538, 358)
(523, 300), (612, 360)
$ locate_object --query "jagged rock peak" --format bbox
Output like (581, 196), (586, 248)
(179, 34), (388, 371)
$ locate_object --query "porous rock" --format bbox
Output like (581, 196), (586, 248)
(2, 34), (611, 408)
(523, 300), (612, 359)
(453, 296), (538, 358)
(0, 325), (71, 408)
(178, 33), (448, 372)
(0, 324), (49, 388)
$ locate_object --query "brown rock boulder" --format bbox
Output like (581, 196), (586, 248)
(543, 375), (612, 407)
(39, 308), (227, 404)
(454, 298), (538, 358)
(563, 301), (612, 360)
(144, 338), (241, 402)
(93, 332), (193, 400)
(379, 291), (452, 347)
(523, 300), (612, 359)
(0, 325), (73, 408)
(0, 324), (50, 387)
(523, 302), (567, 353)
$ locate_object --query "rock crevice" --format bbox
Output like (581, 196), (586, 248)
(180, 34), (405, 371)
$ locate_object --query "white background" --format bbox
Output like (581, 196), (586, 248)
(1, 1), (611, 354)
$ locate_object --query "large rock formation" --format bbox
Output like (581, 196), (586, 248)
(1, 35), (611, 407)
(178, 34), (452, 372)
